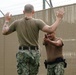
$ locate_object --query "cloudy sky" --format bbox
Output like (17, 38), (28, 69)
(0, 0), (76, 17)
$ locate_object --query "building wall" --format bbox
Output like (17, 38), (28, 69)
(0, 4), (76, 75)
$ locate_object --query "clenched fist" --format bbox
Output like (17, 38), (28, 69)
(5, 12), (12, 21)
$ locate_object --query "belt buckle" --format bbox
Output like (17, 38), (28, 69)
(29, 46), (31, 50)
(22, 46), (24, 50)
(35, 47), (36, 50)
(30, 46), (35, 50)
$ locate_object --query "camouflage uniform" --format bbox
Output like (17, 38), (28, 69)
(16, 50), (40, 75)
(47, 62), (64, 75)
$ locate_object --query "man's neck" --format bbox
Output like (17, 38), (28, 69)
(25, 13), (33, 19)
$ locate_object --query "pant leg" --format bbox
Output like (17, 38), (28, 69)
(29, 50), (40, 75)
(47, 64), (56, 75)
(29, 62), (39, 75)
(16, 50), (40, 75)
(16, 51), (31, 75)
(17, 60), (30, 75)
(54, 62), (65, 75)
(47, 62), (65, 75)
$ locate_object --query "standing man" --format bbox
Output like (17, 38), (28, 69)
(2, 4), (64, 75)
(43, 32), (67, 75)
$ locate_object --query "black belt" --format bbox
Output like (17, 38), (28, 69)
(44, 57), (67, 69)
(19, 46), (38, 50)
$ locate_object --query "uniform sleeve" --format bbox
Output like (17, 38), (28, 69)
(8, 20), (18, 33)
(36, 19), (46, 30)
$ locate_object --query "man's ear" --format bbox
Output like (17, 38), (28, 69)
(32, 11), (35, 14)
(23, 10), (25, 14)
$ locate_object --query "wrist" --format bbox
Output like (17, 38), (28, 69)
(56, 17), (62, 22)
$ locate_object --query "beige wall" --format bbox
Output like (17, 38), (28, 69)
(0, 4), (76, 75)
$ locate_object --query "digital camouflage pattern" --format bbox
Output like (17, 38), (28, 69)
(47, 62), (64, 75)
(16, 50), (40, 75)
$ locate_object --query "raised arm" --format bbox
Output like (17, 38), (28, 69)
(2, 12), (12, 35)
(44, 38), (63, 47)
(42, 8), (64, 33)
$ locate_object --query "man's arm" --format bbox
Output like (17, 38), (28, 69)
(49, 39), (63, 47)
(42, 8), (64, 33)
(45, 38), (63, 47)
(2, 21), (10, 35)
(2, 12), (12, 35)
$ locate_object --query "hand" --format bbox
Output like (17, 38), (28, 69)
(5, 12), (12, 22)
(44, 38), (50, 43)
(45, 34), (48, 38)
(56, 8), (64, 20)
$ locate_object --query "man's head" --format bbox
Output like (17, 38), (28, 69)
(46, 32), (55, 40)
(23, 4), (34, 14)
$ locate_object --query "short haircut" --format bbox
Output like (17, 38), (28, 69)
(24, 4), (34, 13)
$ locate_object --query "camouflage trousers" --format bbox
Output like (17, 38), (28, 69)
(47, 62), (65, 75)
(16, 50), (40, 75)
